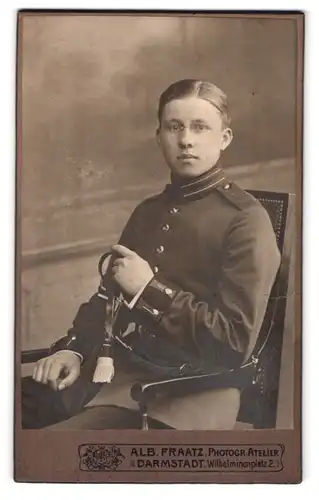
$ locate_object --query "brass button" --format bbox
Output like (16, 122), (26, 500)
(162, 223), (170, 231)
(169, 207), (180, 214)
(153, 266), (159, 273)
(164, 287), (173, 296)
(156, 246), (164, 254)
(223, 183), (231, 190)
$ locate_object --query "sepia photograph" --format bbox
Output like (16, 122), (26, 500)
(15, 11), (303, 482)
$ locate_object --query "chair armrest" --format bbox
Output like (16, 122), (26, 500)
(130, 362), (255, 406)
(21, 348), (50, 364)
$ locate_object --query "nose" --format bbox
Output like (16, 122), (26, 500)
(178, 128), (195, 149)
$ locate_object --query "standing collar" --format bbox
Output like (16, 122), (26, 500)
(165, 162), (228, 201)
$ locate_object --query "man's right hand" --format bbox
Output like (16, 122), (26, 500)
(32, 351), (81, 391)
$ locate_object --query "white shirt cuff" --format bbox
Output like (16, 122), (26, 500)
(124, 281), (151, 310)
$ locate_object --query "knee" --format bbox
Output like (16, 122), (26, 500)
(21, 375), (102, 428)
(149, 387), (241, 430)
(21, 376), (66, 429)
(204, 387), (241, 429)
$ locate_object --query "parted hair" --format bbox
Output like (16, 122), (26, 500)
(158, 79), (231, 128)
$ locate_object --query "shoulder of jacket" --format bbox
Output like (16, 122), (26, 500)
(136, 190), (164, 208)
(215, 180), (260, 211)
(126, 191), (164, 224)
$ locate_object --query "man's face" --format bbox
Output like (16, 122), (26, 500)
(157, 97), (232, 179)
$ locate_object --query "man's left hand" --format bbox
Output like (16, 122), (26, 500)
(111, 244), (154, 297)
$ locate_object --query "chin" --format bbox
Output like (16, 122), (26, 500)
(171, 163), (210, 179)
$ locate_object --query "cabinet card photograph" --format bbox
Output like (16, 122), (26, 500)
(15, 11), (303, 483)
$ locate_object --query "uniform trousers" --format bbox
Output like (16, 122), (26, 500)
(21, 360), (241, 430)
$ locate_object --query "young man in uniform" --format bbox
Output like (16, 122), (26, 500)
(22, 79), (280, 430)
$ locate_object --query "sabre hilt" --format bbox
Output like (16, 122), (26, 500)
(98, 251), (113, 281)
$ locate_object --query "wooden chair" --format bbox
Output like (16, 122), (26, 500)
(21, 190), (295, 430)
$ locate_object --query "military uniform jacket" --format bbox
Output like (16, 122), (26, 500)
(62, 166), (281, 377)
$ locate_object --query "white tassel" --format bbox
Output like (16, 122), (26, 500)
(92, 356), (114, 383)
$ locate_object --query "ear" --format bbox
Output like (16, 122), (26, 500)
(220, 127), (233, 151)
(156, 128), (161, 146)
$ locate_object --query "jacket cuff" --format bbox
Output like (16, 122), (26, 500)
(50, 333), (102, 363)
(62, 335), (96, 361)
(134, 274), (180, 321)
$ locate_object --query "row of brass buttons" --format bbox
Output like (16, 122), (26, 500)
(153, 206), (180, 274)
(154, 206), (180, 256)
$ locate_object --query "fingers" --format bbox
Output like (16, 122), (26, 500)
(32, 352), (81, 391)
(32, 356), (62, 389)
(112, 257), (129, 276)
(32, 356), (51, 384)
(112, 244), (135, 258)
(42, 359), (53, 385)
(32, 357), (47, 383)
(112, 257), (126, 267)
(46, 361), (64, 391)
(58, 366), (80, 391)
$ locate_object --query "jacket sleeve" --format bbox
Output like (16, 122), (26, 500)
(53, 293), (107, 361)
(132, 205), (281, 364)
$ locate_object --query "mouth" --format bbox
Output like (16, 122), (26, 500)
(177, 154), (199, 160)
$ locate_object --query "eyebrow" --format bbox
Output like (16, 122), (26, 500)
(164, 118), (183, 124)
(192, 119), (209, 124)
(164, 118), (209, 124)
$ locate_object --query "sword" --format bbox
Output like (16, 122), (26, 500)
(92, 251), (123, 384)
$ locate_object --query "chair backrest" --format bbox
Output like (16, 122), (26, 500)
(237, 190), (295, 428)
